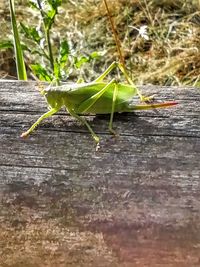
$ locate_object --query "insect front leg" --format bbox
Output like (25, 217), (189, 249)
(21, 107), (60, 137)
(94, 62), (118, 82)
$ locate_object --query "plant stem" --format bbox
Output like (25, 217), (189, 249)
(46, 28), (54, 71)
(37, 0), (54, 72)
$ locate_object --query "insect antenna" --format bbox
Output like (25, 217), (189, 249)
(103, 0), (133, 85)
(103, 0), (125, 69)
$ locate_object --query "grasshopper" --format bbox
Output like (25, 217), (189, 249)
(21, 62), (177, 145)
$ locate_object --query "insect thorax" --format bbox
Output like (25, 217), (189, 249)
(44, 89), (64, 109)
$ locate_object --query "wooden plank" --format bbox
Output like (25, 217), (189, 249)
(0, 80), (200, 267)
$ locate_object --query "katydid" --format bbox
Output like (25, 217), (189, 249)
(21, 62), (177, 144)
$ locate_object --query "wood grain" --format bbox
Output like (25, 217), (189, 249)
(0, 80), (200, 267)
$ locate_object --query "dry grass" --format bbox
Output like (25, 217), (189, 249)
(58, 0), (200, 86)
(1, 0), (200, 86)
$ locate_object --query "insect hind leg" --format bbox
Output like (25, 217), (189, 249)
(108, 82), (118, 135)
(95, 61), (154, 103)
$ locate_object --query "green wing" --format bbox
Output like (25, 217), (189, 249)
(63, 82), (138, 114)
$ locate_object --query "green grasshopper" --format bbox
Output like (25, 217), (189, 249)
(21, 62), (177, 145)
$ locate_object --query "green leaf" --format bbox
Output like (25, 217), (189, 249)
(74, 56), (90, 68)
(0, 40), (13, 50)
(90, 51), (101, 59)
(59, 40), (69, 67)
(74, 51), (102, 69)
(47, 8), (56, 20)
(43, 10), (56, 29)
(43, 0), (62, 28)
(20, 23), (42, 43)
(9, 0), (27, 80)
(31, 64), (52, 81)
(29, 1), (40, 10)
(48, 0), (62, 10)
(53, 61), (61, 80)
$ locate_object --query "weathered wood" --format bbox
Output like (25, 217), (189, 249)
(0, 80), (200, 267)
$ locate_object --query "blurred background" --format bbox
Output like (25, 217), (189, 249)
(0, 0), (200, 86)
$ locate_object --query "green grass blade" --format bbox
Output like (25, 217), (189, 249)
(9, 0), (27, 80)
